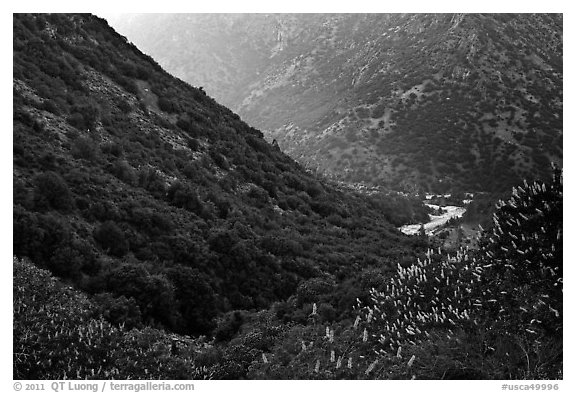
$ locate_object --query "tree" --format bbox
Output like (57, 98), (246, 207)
(418, 224), (426, 237)
(104, 264), (178, 328)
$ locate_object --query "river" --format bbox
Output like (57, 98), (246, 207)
(399, 203), (466, 236)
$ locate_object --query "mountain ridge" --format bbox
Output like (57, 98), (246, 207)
(107, 13), (562, 193)
(13, 13), (426, 337)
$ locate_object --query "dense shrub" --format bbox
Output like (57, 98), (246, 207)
(165, 266), (218, 335)
(109, 159), (137, 185)
(137, 167), (166, 198)
(14, 257), (211, 380)
(32, 171), (74, 212)
(158, 97), (179, 113)
(167, 181), (204, 215)
(71, 136), (98, 161)
(93, 293), (143, 329)
(67, 104), (99, 131)
(93, 221), (128, 257)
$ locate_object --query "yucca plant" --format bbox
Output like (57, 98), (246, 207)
(341, 169), (562, 379)
(13, 257), (212, 380)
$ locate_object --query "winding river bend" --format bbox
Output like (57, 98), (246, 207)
(399, 203), (466, 236)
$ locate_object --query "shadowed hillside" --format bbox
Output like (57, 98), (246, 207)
(14, 13), (427, 338)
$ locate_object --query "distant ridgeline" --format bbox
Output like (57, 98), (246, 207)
(109, 13), (563, 193)
(13, 13), (426, 338)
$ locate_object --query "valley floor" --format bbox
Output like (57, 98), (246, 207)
(399, 203), (466, 236)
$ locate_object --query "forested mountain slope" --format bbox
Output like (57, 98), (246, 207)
(13, 14), (562, 380)
(108, 13), (562, 193)
(13, 13), (426, 338)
